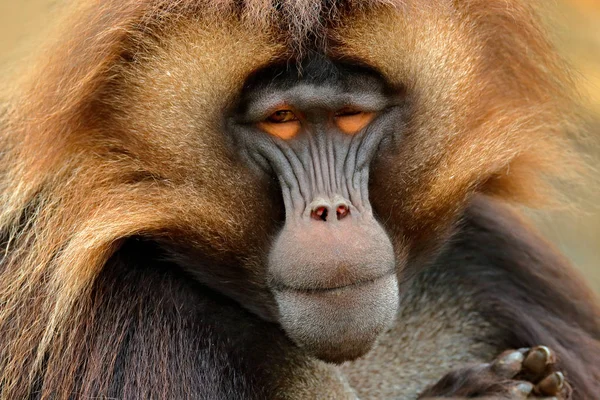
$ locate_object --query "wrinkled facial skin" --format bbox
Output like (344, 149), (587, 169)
(228, 57), (404, 363)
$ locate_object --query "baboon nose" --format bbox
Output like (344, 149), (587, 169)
(310, 200), (350, 222)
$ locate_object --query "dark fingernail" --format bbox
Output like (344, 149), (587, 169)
(536, 371), (564, 396)
(498, 351), (524, 365)
(554, 371), (565, 388)
(537, 346), (552, 360)
(523, 346), (553, 373)
(493, 351), (524, 378)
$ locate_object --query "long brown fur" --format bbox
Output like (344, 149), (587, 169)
(0, 0), (593, 399)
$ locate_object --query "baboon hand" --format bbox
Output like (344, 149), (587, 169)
(418, 346), (571, 399)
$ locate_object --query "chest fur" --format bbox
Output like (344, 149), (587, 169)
(340, 288), (498, 399)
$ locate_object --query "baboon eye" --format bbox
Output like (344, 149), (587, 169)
(259, 109), (301, 139)
(334, 108), (375, 135)
(267, 110), (298, 123)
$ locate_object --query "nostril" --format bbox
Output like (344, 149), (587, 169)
(309, 199), (351, 222)
(312, 206), (329, 222)
(336, 204), (350, 220)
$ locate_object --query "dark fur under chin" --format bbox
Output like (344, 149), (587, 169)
(275, 274), (399, 363)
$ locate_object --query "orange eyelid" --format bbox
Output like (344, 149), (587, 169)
(335, 111), (375, 135)
(257, 107), (301, 140)
(258, 121), (301, 140)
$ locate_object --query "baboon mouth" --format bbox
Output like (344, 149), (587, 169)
(273, 270), (396, 294)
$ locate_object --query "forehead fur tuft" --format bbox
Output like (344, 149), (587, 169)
(149, 0), (404, 52)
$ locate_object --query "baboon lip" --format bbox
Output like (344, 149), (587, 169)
(272, 270), (395, 294)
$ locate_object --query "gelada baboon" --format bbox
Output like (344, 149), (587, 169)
(0, 0), (598, 399)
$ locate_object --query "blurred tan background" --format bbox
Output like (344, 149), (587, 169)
(0, 1), (598, 292)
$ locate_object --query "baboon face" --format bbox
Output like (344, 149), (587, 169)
(226, 56), (404, 362)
